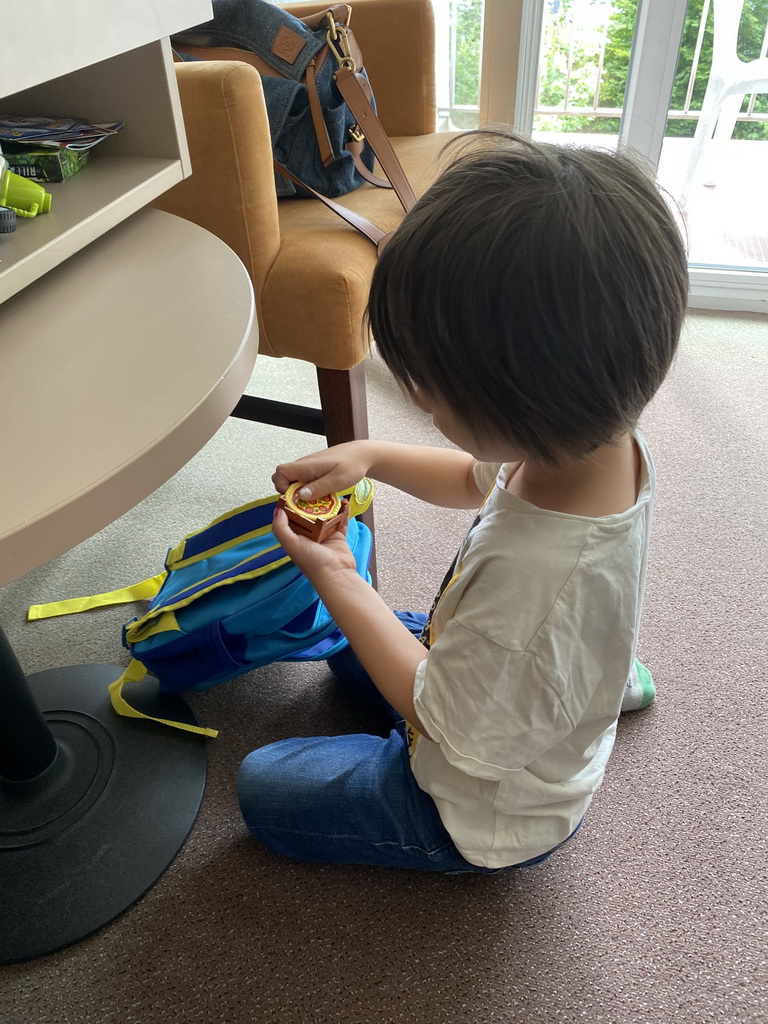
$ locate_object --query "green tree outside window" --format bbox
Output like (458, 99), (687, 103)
(452, 0), (768, 139)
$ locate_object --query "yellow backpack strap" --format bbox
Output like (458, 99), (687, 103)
(109, 659), (219, 739)
(27, 573), (167, 621)
(342, 477), (374, 518)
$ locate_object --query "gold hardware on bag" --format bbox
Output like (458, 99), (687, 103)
(348, 125), (365, 143)
(325, 5), (353, 39)
(326, 15), (357, 72)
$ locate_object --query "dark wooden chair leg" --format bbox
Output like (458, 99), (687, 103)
(316, 364), (377, 588)
(316, 363), (369, 447)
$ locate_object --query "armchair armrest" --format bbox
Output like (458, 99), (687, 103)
(152, 60), (281, 296)
(281, 0), (436, 136)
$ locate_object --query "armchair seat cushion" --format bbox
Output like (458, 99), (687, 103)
(262, 132), (458, 368)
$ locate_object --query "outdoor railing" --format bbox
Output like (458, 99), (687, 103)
(436, 0), (768, 132)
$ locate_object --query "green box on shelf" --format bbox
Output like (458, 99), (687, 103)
(5, 147), (90, 182)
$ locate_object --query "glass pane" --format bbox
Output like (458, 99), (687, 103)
(657, 0), (768, 272)
(532, 0), (628, 150)
(436, 0), (483, 131)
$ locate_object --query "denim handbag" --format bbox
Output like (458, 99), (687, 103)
(173, 1), (403, 196)
(172, 0), (415, 245)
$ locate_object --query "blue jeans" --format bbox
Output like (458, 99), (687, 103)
(236, 612), (580, 872)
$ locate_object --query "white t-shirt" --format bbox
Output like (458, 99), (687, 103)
(411, 433), (655, 868)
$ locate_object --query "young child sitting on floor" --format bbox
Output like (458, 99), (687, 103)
(237, 128), (689, 873)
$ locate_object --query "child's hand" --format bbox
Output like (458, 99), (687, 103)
(272, 442), (373, 501)
(272, 506), (357, 582)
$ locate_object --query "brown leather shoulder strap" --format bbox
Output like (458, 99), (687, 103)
(347, 137), (395, 189)
(334, 67), (417, 214)
(274, 161), (388, 249)
(305, 55), (334, 167)
(172, 43), (282, 78)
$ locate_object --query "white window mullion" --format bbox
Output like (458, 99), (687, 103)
(619, 0), (688, 167)
(515, 0), (546, 135)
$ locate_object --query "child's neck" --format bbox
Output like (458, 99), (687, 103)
(504, 433), (640, 517)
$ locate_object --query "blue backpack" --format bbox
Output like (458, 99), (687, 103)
(28, 480), (374, 737)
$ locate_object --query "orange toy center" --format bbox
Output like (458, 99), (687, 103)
(295, 494), (334, 515)
(284, 484), (341, 520)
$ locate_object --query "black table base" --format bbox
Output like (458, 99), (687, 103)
(0, 630), (207, 964)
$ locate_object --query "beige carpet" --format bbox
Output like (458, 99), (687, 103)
(1, 309), (766, 1023)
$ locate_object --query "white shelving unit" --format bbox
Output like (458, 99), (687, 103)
(0, 0), (213, 303)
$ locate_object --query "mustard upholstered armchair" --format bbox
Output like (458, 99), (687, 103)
(153, 0), (452, 449)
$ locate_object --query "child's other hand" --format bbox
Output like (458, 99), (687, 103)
(272, 506), (357, 582)
(272, 442), (373, 500)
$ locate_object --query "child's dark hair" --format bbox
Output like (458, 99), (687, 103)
(367, 128), (689, 464)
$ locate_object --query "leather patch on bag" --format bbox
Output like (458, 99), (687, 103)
(272, 26), (305, 64)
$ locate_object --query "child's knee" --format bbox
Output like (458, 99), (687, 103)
(236, 740), (308, 830)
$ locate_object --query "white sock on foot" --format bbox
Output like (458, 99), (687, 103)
(622, 659), (656, 713)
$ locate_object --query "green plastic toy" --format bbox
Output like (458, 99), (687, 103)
(0, 166), (52, 217)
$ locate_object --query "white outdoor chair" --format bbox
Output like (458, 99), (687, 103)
(681, 0), (768, 202)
